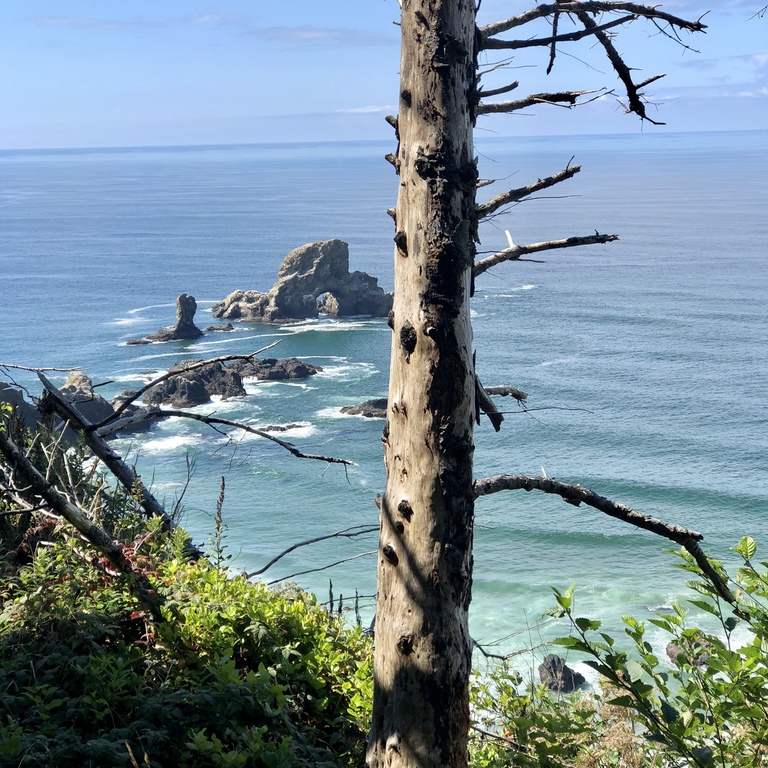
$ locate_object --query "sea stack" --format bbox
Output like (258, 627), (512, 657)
(132, 293), (204, 343)
(211, 239), (393, 323)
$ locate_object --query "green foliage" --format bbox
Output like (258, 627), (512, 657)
(0, 528), (372, 767)
(546, 537), (768, 768)
(469, 661), (649, 768)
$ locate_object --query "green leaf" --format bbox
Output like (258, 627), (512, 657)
(606, 695), (635, 708)
(660, 700), (679, 723)
(574, 617), (601, 632)
(624, 660), (644, 683)
(734, 536), (757, 561)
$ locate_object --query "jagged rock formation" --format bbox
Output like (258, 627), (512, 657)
(59, 371), (115, 426)
(227, 357), (321, 381)
(211, 240), (392, 323)
(340, 398), (388, 418)
(128, 294), (204, 344)
(108, 391), (155, 434)
(538, 654), (586, 693)
(143, 360), (246, 409)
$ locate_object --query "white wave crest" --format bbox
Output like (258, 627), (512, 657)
(141, 435), (202, 453)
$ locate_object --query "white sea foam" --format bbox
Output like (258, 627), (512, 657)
(276, 318), (387, 335)
(188, 333), (277, 351)
(141, 435), (202, 453)
(238, 422), (317, 441)
(127, 303), (176, 315)
(107, 317), (153, 327)
(539, 356), (578, 367)
(318, 362), (378, 381)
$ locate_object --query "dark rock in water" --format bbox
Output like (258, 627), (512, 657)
(143, 360), (246, 408)
(59, 371), (115, 426)
(108, 391), (156, 434)
(125, 338), (151, 346)
(666, 639), (711, 668)
(228, 357), (321, 381)
(340, 398), (388, 418)
(211, 239), (392, 323)
(0, 383), (41, 431)
(131, 293), (204, 343)
(538, 654), (585, 693)
(261, 423), (305, 432)
(204, 323), (234, 333)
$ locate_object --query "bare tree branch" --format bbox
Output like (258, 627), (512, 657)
(482, 14), (635, 49)
(247, 524), (378, 578)
(266, 550), (376, 587)
(0, 426), (164, 619)
(485, 386), (528, 402)
(477, 164), (581, 219)
(38, 372), (173, 529)
(473, 474), (739, 609)
(478, 90), (596, 115)
(480, 2), (707, 39)
(97, 408), (356, 466)
(477, 81), (520, 99)
(574, 8), (663, 123)
(473, 233), (619, 278)
(547, 8), (562, 74)
(476, 379), (504, 432)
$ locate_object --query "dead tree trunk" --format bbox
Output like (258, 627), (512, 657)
(367, 2), (478, 767)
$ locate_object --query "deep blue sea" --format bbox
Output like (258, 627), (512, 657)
(1, 130), (767, 663)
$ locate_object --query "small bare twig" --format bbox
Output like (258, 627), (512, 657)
(266, 550), (377, 586)
(99, 408), (355, 466)
(473, 232), (619, 278)
(477, 164), (581, 220)
(248, 524), (378, 577)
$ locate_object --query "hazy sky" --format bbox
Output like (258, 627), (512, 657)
(1, 0), (765, 149)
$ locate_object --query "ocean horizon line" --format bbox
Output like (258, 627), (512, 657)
(2, 126), (766, 157)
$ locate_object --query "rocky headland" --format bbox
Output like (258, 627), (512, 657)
(212, 239), (392, 323)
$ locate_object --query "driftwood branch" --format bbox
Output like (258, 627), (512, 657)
(477, 164), (581, 220)
(474, 474), (738, 609)
(478, 90), (595, 115)
(38, 372), (174, 530)
(480, 2), (707, 39)
(473, 233), (619, 278)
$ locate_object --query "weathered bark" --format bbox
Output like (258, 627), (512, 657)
(367, 2), (477, 767)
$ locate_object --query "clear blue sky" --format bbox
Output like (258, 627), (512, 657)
(1, 0), (765, 149)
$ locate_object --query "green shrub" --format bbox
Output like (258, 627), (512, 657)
(0, 529), (372, 767)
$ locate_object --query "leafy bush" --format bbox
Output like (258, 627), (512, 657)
(0, 529), (372, 767)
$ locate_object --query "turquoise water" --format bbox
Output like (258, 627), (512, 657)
(1, 130), (767, 655)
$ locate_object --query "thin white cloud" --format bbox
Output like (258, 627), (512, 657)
(335, 106), (395, 114)
(22, 16), (148, 31)
(250, 26), (396, 47)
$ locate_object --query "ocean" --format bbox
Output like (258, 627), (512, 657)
(1, 130), (767, 662)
